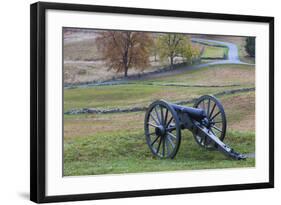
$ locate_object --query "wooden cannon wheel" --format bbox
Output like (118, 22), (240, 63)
(193, 95), (227, 149)
(144, 100), (181, 159)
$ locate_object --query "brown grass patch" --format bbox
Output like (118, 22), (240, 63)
(203, 66), (254, 85)
(155, 64), (255, 86)
(222, 92), (255, 132)
(64, 112), (145, 139)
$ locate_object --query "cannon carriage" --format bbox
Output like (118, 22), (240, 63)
(144, 95), (246, 160)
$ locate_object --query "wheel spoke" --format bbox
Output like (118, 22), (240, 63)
(166, 117), (173, 128)
(199, 136), (203, 144)
(209, 128), (216, 136)
(212, 125), (222, 132)
(148, 122), (159, 128)
(150, 113), (160, 125)
(212, 120), (222, 124)
(166, 126), (176, 132)
(207, 98), (211, 117)
(164, 108), (168, 126)
(203, 135), (208, 147)
(209, 103), (216, 119)
(156, 136), (163, 154)
(167, 132), (177, 139)
(160, 106), (164, 125)
(166, 135), (175, 148)
(202, 100), (206, 111)
(148, 131), (156, 136)
(162, 137), (165, 157)
(151, 135), (160, 146)
(199, 135), (206, 145)
(154, 107), (161, 125)
(165, 138), (171, 156)
(210, 111), (221, 121)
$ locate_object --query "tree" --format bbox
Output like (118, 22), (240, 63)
(150, 35), (159, 62)
(245, 37), (255, 57)
(156, 34), (194, 68)
(95, 31), (152, 77)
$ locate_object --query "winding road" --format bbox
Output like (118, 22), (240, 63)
(192, 38), (240, 63)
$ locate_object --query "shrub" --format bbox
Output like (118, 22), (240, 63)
(245, 37), (255, 57)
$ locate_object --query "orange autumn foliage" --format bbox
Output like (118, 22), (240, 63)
(96, 31), (153, 77)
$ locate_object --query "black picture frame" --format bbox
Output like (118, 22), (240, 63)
(30, 1), (274, 203)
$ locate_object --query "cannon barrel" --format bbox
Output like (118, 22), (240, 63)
(170, 103), (207, 121)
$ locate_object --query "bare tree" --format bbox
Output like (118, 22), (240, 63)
(96, 31), (153, 77)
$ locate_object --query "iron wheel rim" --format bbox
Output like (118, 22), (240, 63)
(144, 100), (181, 159)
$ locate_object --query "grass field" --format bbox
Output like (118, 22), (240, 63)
(64, 64), (254, 112)
(64, 63), (255, 176)
(64, 38), (101, 61)
(64, 129), (254, 176)
(65, 85), (236, 111)
(201, 46), (228, 59)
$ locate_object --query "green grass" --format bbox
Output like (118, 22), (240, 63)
(64, 128), (255, 176)
(201, 46), (228, 59)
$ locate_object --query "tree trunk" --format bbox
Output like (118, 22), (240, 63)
(154, 48), (157, 62)
(124, 66), (128, 77)
(170, 56), (174, 69)
(123, 50), (129, 77)
(123, 38), (130, 77)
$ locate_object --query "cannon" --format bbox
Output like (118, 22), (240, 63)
(144, 95), (246, 160)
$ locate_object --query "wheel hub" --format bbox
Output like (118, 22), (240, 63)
(202, 118), (211, 128)
(155, 125), (166, 137)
